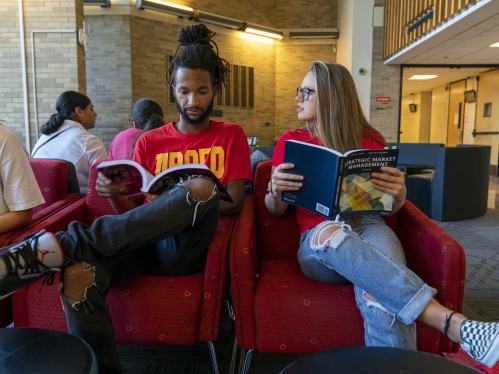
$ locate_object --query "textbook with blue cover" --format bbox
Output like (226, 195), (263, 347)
(282, 140), (399, 219)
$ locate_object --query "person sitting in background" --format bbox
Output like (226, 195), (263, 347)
(31, 91), (107, 194)
(108, 98), (164, 160)
(0, 120), (45, 234)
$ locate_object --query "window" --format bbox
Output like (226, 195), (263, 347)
(484, 103), (492, 117)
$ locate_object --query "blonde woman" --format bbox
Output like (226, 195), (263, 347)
(267, 61), (499, 368)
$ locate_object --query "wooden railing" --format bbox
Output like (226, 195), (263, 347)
(383, 0), (480, 60)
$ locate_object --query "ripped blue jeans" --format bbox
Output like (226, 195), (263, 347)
(55, 180), (220, 374)
(297, 215), (436, 349)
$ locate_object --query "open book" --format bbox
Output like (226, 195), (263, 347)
(282, 140), (399, 219)
(96, 159), (232, 202)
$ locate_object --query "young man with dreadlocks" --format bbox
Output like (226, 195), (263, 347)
(0, 24), (252, 373)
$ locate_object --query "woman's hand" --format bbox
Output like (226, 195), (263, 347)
(270, 163), (304, 195)
(265, 164), (304, 218)
(95, 172), (128, 198)
(371, 166), (406, 212)
(371, 166), (406, 200)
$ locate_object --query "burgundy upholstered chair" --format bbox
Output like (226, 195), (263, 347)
(0, 159), (81, 327)
(0, 159), (81, 247)
(11, 162), (235, 373)
(230, 161), (466, 374)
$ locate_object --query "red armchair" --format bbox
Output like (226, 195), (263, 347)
(0, 159), (81, 247)
(230, 161), (466, 373)
(11, 162), (235, 373)
(0, 159), (81, 327)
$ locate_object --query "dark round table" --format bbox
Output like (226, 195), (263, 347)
(0, 328), (97, 374)
(280, 347), (480, 373)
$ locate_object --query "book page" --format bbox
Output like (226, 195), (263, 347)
(96, 159), (154, 198)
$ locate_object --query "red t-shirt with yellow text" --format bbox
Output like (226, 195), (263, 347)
(272, 128), (385, 234)
(134, 120), (252, 188)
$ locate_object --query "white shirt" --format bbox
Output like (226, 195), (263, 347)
(32, 120), (108, 193)
(0, 124), (45, 216)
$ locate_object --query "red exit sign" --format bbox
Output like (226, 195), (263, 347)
(376, 96), (391, 102)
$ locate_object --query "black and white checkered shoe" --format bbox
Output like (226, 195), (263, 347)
(460, 320), (499, 368)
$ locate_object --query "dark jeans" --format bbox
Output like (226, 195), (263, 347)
(55, 184), (220, 374)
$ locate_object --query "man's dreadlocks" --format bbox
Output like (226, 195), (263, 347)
(165, 24), (230, 92)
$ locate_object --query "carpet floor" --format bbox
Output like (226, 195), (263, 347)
(117, 209), (499, 373)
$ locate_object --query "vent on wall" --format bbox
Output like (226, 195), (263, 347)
(289, 29), (339, 39)
(83, 0), (111, 7)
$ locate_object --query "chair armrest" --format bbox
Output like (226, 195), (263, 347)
(229, 195), (259, 350)
(396, 200), (465, 352)
(199, 215), (236, 342)
(0, 194), (81, 246)
(397, 201), (465, 310)
(9, 198), (87, 245)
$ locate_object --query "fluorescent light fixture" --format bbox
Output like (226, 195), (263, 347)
(490, 42), (499, 47)
(84, 0), (111, 6)
(135, 0), (194, 18)
(242, 23), (283, 40)
(408, 75), (437, 80)
(289, 29), (339, 39)
(194, 10), (244, 30)
(239, 32), (276, 45)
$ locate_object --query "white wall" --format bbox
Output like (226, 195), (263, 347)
(337, 0), (374, 120)
(430, 85), (449, 144)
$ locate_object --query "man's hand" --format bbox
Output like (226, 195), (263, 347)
(95, 172), (128, 198)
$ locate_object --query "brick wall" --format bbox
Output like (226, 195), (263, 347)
(86, 15), (132, 149)
(0, 0), (85, 148)
(182, 0), (276, 28)
(369, 26), (400, 142)
(275, 44), (336, 141)
(183, 0), (337, 29)
(0, 1), (24, 137)
(275, 0), (337, 29)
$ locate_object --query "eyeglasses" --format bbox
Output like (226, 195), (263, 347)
(296, 87), (315, 101)
(128, 116), (133, 124)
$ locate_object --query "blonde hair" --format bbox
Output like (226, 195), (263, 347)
(308, 62), (385, 226)
(308, 62), (383, 153)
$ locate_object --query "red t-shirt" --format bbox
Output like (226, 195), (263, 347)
(134, 120), (252, 188)
(272, 128), (385, 234)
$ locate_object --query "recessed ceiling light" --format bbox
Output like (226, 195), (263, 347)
(490, 42), (499, 47)
(409, 75), (437, 80)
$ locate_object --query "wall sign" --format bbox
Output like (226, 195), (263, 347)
(376, 96), (391, 102)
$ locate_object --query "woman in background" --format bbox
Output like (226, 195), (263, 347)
(108, 98), (164, 160)
(31, 91), (107, 194)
